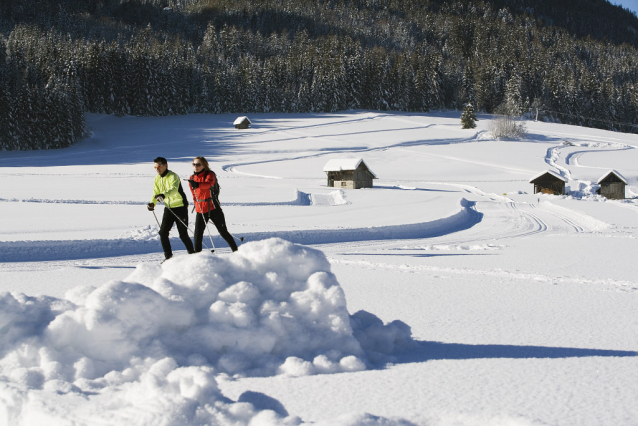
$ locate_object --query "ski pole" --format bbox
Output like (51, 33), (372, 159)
(163, 203), (208, 247)
(164, 204), (194, 234)
(231, 233), (244, 242)
(160, 202), (213, 252)
(151, 210), (161, 229)
(201, 212), (216, 253)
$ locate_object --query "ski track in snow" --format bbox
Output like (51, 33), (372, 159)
(566, 147), (634, 168)
(0, 190), (346, 207)
(221, 122), (485, 178)
(545, 146), (572, 180)
(541, 130), (638, 146)
(0, 198), (149, 205)
(381, 183), (610, 252)
(0, 199), (482, 262)
(0, 187), (608, 264)
(328, 257), (638, 292)
(545, 140), (635, 180)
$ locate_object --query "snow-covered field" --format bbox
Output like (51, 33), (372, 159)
(1, 111), (637, 426)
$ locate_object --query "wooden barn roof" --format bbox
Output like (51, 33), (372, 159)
(597, 170), (627, 185)
(323, 158), (377, 178)
(529, 170), (567, 183)
(233, 116), (251, 125)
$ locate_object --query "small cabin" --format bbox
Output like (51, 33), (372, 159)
(234, 116), (251, 129)
(323, 158), (377, 189)
(597, 170), (626, 199)
(529, 170), (567, 195)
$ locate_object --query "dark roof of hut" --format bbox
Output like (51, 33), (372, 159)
(323, 158), (377, 178)
(597, 170), (627, 185)
(529, 170), (568, 183)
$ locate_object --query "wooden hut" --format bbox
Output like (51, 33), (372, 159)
(597, 170), (627, 199)
(529, 170), (567, 195)
(323, 158), (377, 189)
(234, 116), (251, 129)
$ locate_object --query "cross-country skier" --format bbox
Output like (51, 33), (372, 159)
(187, 156), (238, 252)
(147, 157), (195, 262)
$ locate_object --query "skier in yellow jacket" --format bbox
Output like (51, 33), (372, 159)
(147, 157), (194, 262)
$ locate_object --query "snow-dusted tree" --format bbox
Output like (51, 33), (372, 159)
(296, 82), (311, 113)
(489, 71), (528, 139)
(490, 100), (527, 139)
(0, 37), (10, 150)
(461, 103), (477, 129)
(0, 84), (9, 150)
(504, 73), (523, 117)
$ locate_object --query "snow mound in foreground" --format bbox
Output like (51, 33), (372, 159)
(0, 238), (415, 425)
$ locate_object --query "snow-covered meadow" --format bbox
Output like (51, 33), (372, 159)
(1, 111), (637, 425)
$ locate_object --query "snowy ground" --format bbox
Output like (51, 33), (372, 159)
(1, 111), (637, 426)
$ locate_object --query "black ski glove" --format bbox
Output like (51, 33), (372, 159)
(189, 179), (199, 189)
(147, 202), (155, 211)
(155, 194), (165, 203)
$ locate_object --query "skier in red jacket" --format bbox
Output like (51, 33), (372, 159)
(187, 156), (238, 252)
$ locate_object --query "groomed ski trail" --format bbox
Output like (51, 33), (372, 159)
(0, 198), (482, 262)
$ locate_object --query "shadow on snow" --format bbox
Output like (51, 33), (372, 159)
(395, 341), (638, 363)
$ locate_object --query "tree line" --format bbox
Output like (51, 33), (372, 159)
(2, 0), (638, 150)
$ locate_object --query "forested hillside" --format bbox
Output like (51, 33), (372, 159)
(2, 0), (638, 150)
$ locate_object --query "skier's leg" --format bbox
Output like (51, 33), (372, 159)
(158, 208), (176, 259)
(193, 212), (205, 253)
(210, 209), (238, 252)
(203, 211), (216, 252)
(174, 206), (195, 253)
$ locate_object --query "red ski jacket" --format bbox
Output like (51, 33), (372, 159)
(189, 170), (216, 214)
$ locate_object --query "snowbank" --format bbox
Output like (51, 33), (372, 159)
(0, 238), (414, 425)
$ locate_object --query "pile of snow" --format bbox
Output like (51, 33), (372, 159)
(566, 180), (601, 199)
(310, 190), (350, 206)
(0, 238), (414, 425)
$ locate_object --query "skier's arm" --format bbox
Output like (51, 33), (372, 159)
(162, 172), (182, 199)
(198, 172), (214, 191)
(187, 175), (197, 197)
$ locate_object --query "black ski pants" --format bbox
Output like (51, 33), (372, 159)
(194, 208), (238, 252)
(159, 205), (194, 259)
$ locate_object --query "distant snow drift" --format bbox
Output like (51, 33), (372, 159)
(0, 238), (415, 425)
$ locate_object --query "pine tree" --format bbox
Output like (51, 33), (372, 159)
(0, 37), (9, 150)
(504, 73), (523, 117)
(461, 103), (477, 129)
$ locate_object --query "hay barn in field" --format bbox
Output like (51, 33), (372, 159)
(530, 170), (567, 195)
(323, 158), (377, 189)
(234, 116), (251, 129)
(597, 170), (627, 199)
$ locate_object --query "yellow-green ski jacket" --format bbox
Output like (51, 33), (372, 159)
(150, 170), (189, 208)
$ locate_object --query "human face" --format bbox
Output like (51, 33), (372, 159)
(154, 162), (167, 175)
(192, 159), (203, 172)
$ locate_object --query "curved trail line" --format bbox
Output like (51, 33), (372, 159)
(0, 198), (148, 205)
(566, 147), (634, 168)
(328, 258), (638, 292)
(221, 123), (485, 179)
(0, 190), (348, 207)
(545, 141), (635, 181)
(0, 199), (482, 262)
(418, 197), (609, 249)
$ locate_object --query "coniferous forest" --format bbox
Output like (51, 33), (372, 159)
(1, 0), (638, 150)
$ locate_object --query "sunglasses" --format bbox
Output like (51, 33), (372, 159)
(192, 163), (202, 167)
